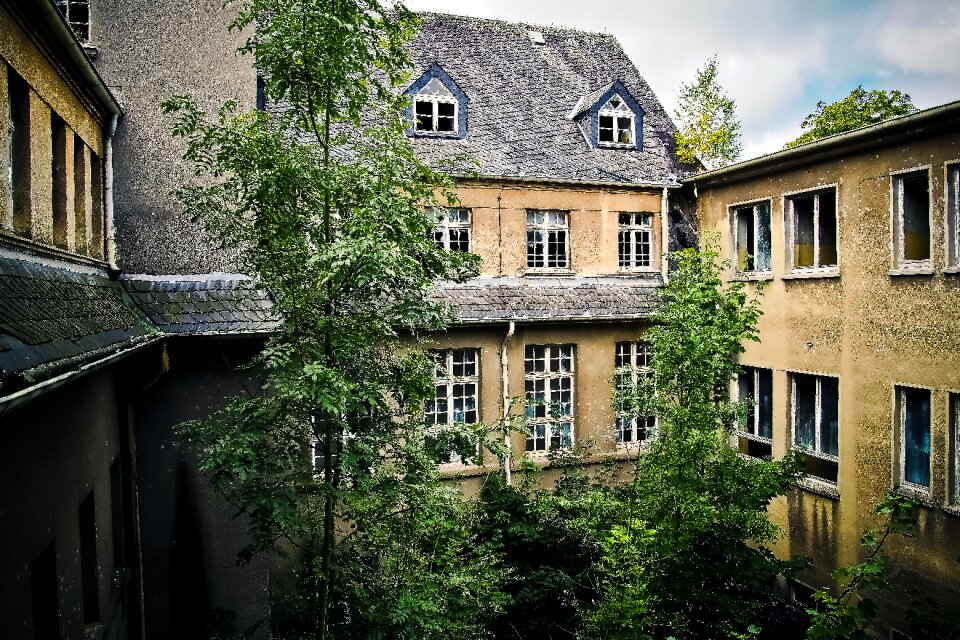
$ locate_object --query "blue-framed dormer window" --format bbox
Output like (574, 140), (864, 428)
(570, 80), (644, 150)
(404, 64), (468, 139)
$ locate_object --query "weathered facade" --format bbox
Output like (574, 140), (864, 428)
(686, 102), (960, 635)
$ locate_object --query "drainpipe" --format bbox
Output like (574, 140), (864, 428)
(660, 187), (670, 283)
(105, 113), (119, 270)
(500, 320), (516, 485)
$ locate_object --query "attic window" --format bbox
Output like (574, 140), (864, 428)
(414, 77), (458, 134)
(55, 0), (90, 42)
(598, 94), (635, 146)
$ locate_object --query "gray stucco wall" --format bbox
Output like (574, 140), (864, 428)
(91, 0), (255, 274)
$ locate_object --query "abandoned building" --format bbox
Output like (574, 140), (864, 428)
(0, 0), (957, 638)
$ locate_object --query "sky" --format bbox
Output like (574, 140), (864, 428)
(403, 0), (960, 160)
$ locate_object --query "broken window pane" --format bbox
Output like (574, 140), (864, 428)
(900, 172), (930, 262)
(616, 117), (633, 144)
(794, 374), (816, 450)
(426, 348), (481, 464)
(902, 387), (931, 487)
(415, 100), (433, 131)
(818, 193), (838, 266)
(755, 202), (771, 271)
(736, 207), (755, 271)
(433, 208), (471, 252)
(599, 115), (614, 143)
(525, 345), (575, 452)
(757, 368), (773, 439)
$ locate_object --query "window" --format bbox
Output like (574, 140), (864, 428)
(425, 348), (480, 464)
(51, 113), (68, 249)
(8, 67), (31, 236)
(79, 491), (100, 624)
(618, 213), (653, 270)
(90, 150), (103, 258)
(736, 367), (773, 459)
(433, 208), (471, 252)
(598, 94), (635, 146)
(792, 373), (839, 482)
(732, 201), (771, 273)
(73, 137), (87, 254)
(950, 393), (959, 505)
(414, 77), (457, 134)
(787, 187), (837, 271)
(527, 210), (569, 270)
(947, 163), (959, 269)
(31, 541), (59, 640)
(525, 344), (574, 452)
(892, 170), (931, 267)
(614, 341), (655, 444)
(896, 386), (931, 490)
(54, 0), (90, 42)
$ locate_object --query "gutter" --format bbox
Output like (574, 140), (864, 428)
(0, 335), (163, 416)
(685, 100), (960, 188)
(454, 173), (682, 190)
(500, 321), (515, 485)
(32, 0), (124, 118)
(105, 114), (119, 269)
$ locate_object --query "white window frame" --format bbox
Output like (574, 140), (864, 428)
(618, 213), (654, 271)
(524, 344), (575, 453)
(893, 385), (932, 494)
(790, 373), (840, 466)
(784, 185), (839, 274)
(426, 348), (481, 465)
(735, 366), (773, 444)
(597, 94), (636, 148)
(614, 341), (655, 445)
(414, 95), (458, 135)
(526, 210), (570, 271)
(730, 200), (772, 275)
(890, 166), (932, 271)
(433, 208), (471, 252)
(945, 161), (960, 271)
(949, 392), (959, 506)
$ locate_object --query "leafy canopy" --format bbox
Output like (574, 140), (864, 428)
(674, 55), (743, 171)
(785, 86), (916, 148)
(163, 1), (501, 638)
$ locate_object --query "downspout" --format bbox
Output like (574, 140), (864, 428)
(500, 320), (516, 485)
(660, 187), (670, 283)
(105, 113), (119, 270)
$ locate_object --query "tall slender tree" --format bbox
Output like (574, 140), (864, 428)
(164, 1), (501, 638)
(673, 55), (743, 171)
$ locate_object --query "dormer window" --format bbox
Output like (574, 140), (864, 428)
(414, 78), (458, 134)
(405, 64), (469, 139)
(598, 95), (634, 146)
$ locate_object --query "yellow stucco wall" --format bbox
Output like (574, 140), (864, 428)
(695, 131), (960, 617)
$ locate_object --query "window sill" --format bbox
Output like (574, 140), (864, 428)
(889, 265), (935, 277)
(891, 483), (935, 506)
(733, 431), (772, 444)
(943, 504), (960, 518)
(794, 475), (840, 500)
(618, 268), (659, 275)
(409, 131), (460, 139)
(524, 269), (575, 277)
(731, 271), (773, 282)
(0, 230), (109, 270)
(597, 142), (636, 150)
(942, 266), (960, 275)
(782, 269), (840, 280)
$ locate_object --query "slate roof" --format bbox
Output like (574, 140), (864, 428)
(406, 13), (694, 185)
(435, 275), (661, 323)
(120, 274), (281, 335)
(0, 256), (155, 394)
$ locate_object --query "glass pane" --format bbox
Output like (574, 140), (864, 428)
(794, 375), (816, 449)
(820, 377), (839, 456)
(415, 100), (432, 131)
(756, 202), (772, 271)
(736, 208), (755, 271)
(599, 115), (614, 142)
(437, 102), (455, 117)
(903, 388), (931, 486)
(818, 192), (838, 266)
(757, 369), (773, 439)
(436, 116), (454, 132)
(901, 174), (930, 261)
(737, 371), (754, 433)
(793, 196), (815, 268)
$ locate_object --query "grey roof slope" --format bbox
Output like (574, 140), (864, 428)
(406, 13), (694, 185)
(0, 256), (155, 394)
(435, 275), (661, 323)
(121, 274), (281, 335)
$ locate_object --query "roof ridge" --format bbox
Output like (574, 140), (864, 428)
(415, 11), (618, 39)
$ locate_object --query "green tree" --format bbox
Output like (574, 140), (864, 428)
(785, 87), (915, 148)
(164, 1), (502, 638)
(584, 242), (801, 639)
(674, 55), (743, 171)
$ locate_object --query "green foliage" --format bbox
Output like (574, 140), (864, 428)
(164, 1), (497, 638)
(674, 55), (743, 171)
(805, 494), (920, 640)
(785, 87), (915, 148)
(584, 241), (801, 640)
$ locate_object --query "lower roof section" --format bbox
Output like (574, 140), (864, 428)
(435, 274), (662, 324)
